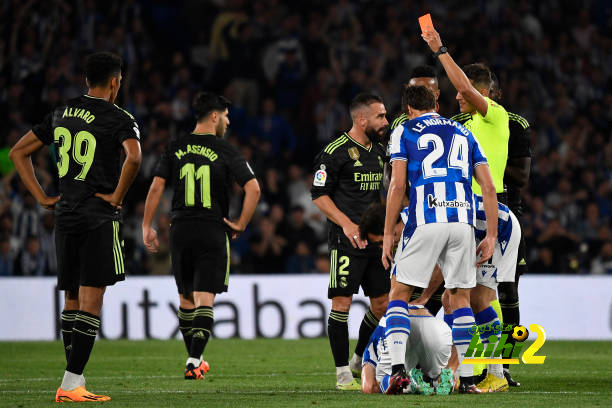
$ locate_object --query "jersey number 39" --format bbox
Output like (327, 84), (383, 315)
(417, 133), (469, 179)
(54, 127), (96, 181)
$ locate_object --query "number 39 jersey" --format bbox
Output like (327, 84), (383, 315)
(153, 133), (255, 223)
(32, 95), (140, 233)
(389, 113), (487, 232)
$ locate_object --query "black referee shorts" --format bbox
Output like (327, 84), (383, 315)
(327, 238), (389, 299)
(56, 221), (126, 291)
(170, 219), (229, 295)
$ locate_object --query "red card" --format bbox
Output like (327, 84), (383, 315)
(418, 13), (434, 33)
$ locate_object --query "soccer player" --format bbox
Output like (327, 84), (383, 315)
(360, 308), (455, 395)
(142, 92), (260, 380)
(381, 85), (498, 394)
(10, 52), (142, 402)
(311, 93), (389, 390)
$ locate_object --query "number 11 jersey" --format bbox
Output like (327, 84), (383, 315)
(388, 112), (487, 233)
(153, 133), (255, 223)
(32, 94), (140, 233)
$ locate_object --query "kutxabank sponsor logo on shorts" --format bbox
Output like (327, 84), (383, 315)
(461, 324), (547, 365)
(427, 194), (471, 209)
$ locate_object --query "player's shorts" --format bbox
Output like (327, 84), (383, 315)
(515, 215), (528, 277)
(170, 219), (229, 295)
(375, 314), (452, 382)
(393, 223), (476, 289)
(327, 239), (389, 299)
(56, 221), (125, 291)
(476, 212), (521, 290)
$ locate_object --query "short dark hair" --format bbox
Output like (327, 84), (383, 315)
(489, 71), (501, 101)
(463, 63), (493, 91)
(85, 52), (122, 88)
(193, 92), (231, 121)
(359, 203), (386, 240)
(409, 65), (437, 81)
(403, 85), (436, 111)
(349, 93), (383, 116)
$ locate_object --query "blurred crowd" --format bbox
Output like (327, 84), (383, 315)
(0, 0), (611, 276)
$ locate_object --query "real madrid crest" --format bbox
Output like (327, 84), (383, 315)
(348, 147), (362, 167)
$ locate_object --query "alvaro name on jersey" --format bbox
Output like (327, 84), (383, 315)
(389, 113), (488, 241)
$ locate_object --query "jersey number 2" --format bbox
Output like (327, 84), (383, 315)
(417, 133), (469, 179)
(180, 163), (211, 208)
(54, 127), (96, 180)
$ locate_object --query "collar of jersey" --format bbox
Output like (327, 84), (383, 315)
(191, 132), (215, 136)
(83, 94), (108, 101)
(343, 132), (371, 152)
(416, 112), (439, 119)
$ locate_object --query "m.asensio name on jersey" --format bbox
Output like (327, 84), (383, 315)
(354, 171), (382, 191)
(427, 194), (471, 209)
(175, 144), (218, 161)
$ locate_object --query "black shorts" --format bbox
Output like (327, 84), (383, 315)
(327, 240), (390, 299)
(56, 221), (125, 291)
(516, 229), (528, 277)
(170, 219), (229, 295)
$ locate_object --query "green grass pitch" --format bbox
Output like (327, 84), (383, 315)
(1, 339), (611, 407)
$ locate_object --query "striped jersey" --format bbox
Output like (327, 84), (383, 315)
(473, 195), (514, 255)
(389, 113), (488, 239)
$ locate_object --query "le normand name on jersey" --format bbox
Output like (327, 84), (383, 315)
(174, 144), (218, 161)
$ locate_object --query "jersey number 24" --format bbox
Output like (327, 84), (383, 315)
(418, 133), (469, 179)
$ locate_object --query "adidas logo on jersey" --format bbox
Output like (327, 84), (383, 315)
(427, 195), (471, 209)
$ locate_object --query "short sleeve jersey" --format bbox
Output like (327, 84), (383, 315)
(505, 113), (531, 210)
(389, 113), (487, 239)
(32, 95), (140, 233)
(311, 133), (385, 248)
(451, 97), (509, 195)
(153, 133), (255, 223)
(473, 194), (514, 254)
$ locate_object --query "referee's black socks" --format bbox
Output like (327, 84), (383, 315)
(66, 311), (100, 375)
(61, 310), (78, 363)
(178, 307), (195, 353)
(499, 281), (520, 370)
(354, 308), (378, 358)
(328, 310), (349, 367)
(189, 306), (213, 360)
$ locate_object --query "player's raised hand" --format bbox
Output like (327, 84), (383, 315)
(421, 28), (443, 53)
(142, 225), (160, 253)
(476, 235), (496, 267)
(342, 221), (367, 249)
(95, 192), (122, 210)
(381, 233), (394, 270)
(39, 195), (60, 210)
(224, 218), (245, 239)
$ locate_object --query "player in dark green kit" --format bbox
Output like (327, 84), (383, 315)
(142, 92), (260, 380)
(311, 93), (389, 390)
(10, 52), (142, 402)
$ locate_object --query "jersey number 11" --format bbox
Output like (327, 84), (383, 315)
(180, 163), (211, 208)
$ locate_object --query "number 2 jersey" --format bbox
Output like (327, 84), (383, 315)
(153, 133), (255, 224)
(389, 112), (488, 238)
(32, 95), (140, 233)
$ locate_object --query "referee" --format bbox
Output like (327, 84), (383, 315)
(311, 93), (389, 390)
(142, 92), (260, 380)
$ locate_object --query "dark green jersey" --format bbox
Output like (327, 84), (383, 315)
(311, 133), (385, 251)
(153, 133), (255, 223)
(32, 95), (140, 233)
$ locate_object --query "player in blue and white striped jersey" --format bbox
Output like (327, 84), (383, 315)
(380, 85), (499, 394)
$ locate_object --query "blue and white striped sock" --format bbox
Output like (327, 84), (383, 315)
(452, 307), (475, 377)
(379, 374), (392, 393)
(384, 300), (411, 369)
(475, 306), (503, 378)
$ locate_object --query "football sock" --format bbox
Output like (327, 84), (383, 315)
(474, 306), (503, 379)
(384, 300), (411, 373)
(498, 282), (520, 371)
(443, 313), (453, 329)
(66, 311), (100, 375)
(354, 308), (378, 358)
(379, 374), (392, 393)
(61, 310), (78, 363)
(335, 366), (352, 384)
(60, 370), (85, 391)
(189, 306), (213, 359)
(178, 307), (195, 353)
(452, 307), (475, 378)
(328, 310), (349, 367)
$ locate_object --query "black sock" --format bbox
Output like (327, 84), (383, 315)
(460, 375), (474, 386)
(498, 281), (520, 370)
(66, 311), (100, 375)
(392, 364), (405, 375)
(178, 307), (195, 353)
(61, 310), (78, 363)
(189, 306), (213, 360)
(424, 283), (445, 316)
(328, 310), (349, 367)
(354, 308), (378, 358)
